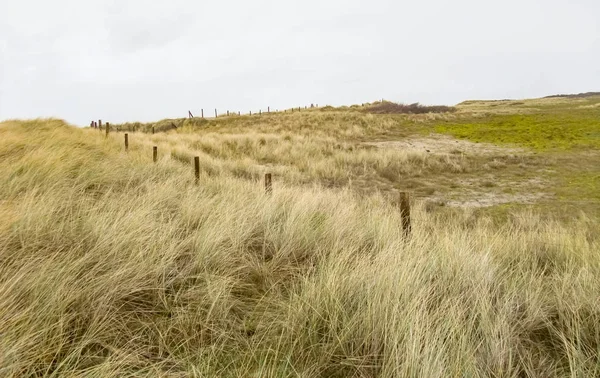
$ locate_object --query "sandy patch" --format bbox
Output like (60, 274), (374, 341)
(364, 135), (526, 156)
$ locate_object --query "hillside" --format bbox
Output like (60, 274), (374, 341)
(0, 97), (599, 376)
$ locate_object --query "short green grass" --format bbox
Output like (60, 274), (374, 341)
(434, 97), (600, 216)
(435, 112), (600, 151)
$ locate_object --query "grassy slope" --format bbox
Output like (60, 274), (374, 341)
(447, 96), (600, 207)
(115, 97), (600, 215)
(0, 98), (599, 376)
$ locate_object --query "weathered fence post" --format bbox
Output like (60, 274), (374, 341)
(238, 111), (240, 116)
(152, 126), (155, 134)
(106, 122), (110, 137)
(90, 121), (94, 128)
(124, 133), (129, 151)
(399, 192), (411, 238)
(268, 106), (270, 113)
(153, 146), (158, 163)
(98, 119), (102, 131)
(250, 111), (252, 116)
(189, 110), (194, 118)
(265, 173), (272, 195)
(194, 156), (200, 184)
(259, 109), (262, 115)
(201, 109), (204, 118)
(215, 109), (217, 118)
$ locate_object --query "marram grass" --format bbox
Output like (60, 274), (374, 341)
(0, 119), (599, 377)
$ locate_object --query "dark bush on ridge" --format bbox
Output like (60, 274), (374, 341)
(544, 92), (600, 99)
(367, 101), (456, 114)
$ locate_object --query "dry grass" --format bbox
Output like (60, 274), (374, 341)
(1, 119), (599, 377)
(108, 110), (541, 203)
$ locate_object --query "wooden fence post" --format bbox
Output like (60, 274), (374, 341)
(268, 106), (270, 113)
(189, 110), (194, 118)
(152, 126), (155, 134)
(227, 110), (229, 116)
(238, 111), (240, 116)
(399, 192), (411, 238)
(124, 133), (129, 151)
(153, 146), (158, 163)
(106, 122), (110, 137)
(194, 156), (200, 184)
(215, 109), (217, 118)
(259, 110), (262, 115)
(99, 119), (102, 131)
(265, 173), (272, 195)
(90, 121), (94, 128)
(201, 109), (204, 118)
(250, 111), (252, 116)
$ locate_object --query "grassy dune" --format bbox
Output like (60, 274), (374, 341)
(1, 98), (599, 377)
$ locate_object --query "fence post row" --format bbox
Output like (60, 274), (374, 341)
(95, 110), (412, 235)
(399, 192), (411, 238)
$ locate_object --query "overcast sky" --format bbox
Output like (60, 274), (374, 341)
(1, 0), (599, 125)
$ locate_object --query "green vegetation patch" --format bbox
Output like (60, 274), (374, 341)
(436, 112), (600, 150)
(558, 172), (600, 201)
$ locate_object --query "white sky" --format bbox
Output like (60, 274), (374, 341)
(1, 0), (599, 125)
